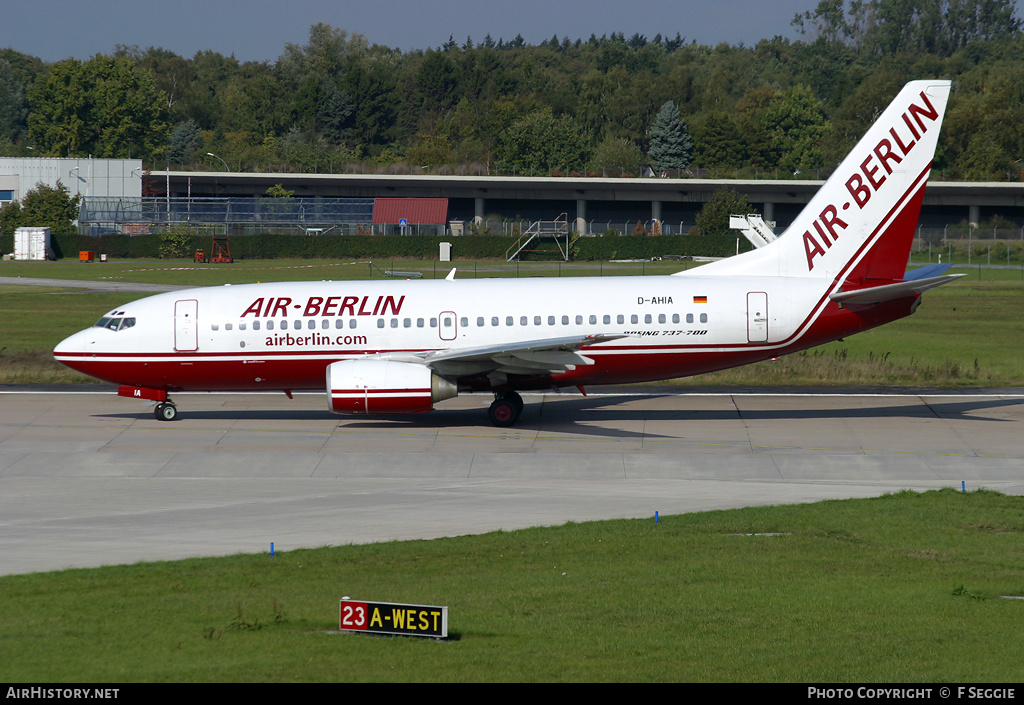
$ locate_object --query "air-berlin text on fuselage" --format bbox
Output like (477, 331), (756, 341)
(240, 295), (405, 318)
(803, 89), (940, 271)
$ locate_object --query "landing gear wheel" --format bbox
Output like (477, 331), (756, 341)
(488, 399), (517, 427)
(488, 391), (523, 427)
(154, 402), (178, 421)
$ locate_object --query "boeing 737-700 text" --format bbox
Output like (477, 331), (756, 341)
(54, 80), (961, 426)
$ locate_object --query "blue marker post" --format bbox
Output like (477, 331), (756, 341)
(270, 542), (275, 556)
(962, 481), (966, 492)
(655, 511), (659, 524)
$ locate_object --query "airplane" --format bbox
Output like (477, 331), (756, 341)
(54, 80), (961, 427)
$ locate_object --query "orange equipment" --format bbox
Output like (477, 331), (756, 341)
(209, 234), (232, 263)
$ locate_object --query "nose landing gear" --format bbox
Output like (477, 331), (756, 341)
(154, 401), (178, 421)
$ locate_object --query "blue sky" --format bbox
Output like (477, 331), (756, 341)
(4, 0), (835, 63)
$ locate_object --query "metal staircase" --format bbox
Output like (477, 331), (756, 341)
(728, 213), (777, 249)
(506, 213), (571, 262)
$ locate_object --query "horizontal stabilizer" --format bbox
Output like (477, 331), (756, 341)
(903, 263), (952, 281)
(830, 274), (964, 305)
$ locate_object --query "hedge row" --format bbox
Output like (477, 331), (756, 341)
(1, 232), (753, 262)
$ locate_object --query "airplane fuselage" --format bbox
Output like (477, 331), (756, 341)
(54, 272), (915, 394)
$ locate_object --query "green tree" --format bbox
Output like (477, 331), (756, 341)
(497, 109), (590, 172)
(166, 120), (203, 165)
(695, 187), (756, 236)
(26, 55), (168, 159)
(589, 135), (643, 174)
(0, 59), (27, 145)
(264, 183), (295, 198)
(761, 85), (830, 172)
(695, 113), (746, 169)
(0, 181), (81, 235)
(648, 101), (693, 170)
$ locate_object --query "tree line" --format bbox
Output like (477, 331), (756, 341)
(1, 0), (1023, 180)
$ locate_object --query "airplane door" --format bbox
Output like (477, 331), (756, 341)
(175, 299), (199, 351)
(747, 292), (768, 343)
(438, 311), (457, 341)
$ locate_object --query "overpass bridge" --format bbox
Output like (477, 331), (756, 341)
(152, 170), (1024, 234)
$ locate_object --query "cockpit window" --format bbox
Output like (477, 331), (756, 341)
(94, 316), (136, 332)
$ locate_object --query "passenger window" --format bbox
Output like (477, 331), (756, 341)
(575, 315), (583, 325)
(672, 314), (679, 324)
(644, 314), (651, 324)
(322, 319), (330, 329)
(307, 320), (315, 330)
(406, 318), (413, 328)
(506, 316), (513, 326)
(630, 314), (638, 324)
(603, 315), (611, 324)
(226, 323), (233, 331)
(477, 317), (484, 327)
(534, 316), (541, 326)
(561, 315), (569, 325)
(390, 318), (398, 328)
(253, 321), (261, 330)
(335, 319), (343, 329)
(460, 317), (468, 327)
(491, 317), (499, 326)
(211, 324), (219, 331)
(430, 318), (437, 327)
(267, 320), (275, 330)
(686, 313), (694, 324)
(617, 314), (624, 324)
(350, 319), (358, 329)
(658, 314), (666, 324)
(377, 319), (385, 328)
(589, 315), (597, 325)
(520, 316), (528, 326)
(416, 318), (424, 328)
(548, 316), (555, 326)
(700, 313), (708, 323)
(239, 323), (246, 331)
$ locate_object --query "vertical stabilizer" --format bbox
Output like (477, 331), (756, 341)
(687, 80), (951, 283)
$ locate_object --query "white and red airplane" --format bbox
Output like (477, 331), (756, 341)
(55, 80), (960, 426)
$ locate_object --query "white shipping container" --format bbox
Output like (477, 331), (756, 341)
(14, 227), (51, 260)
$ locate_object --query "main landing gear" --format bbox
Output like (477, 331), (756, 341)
(488, 391), (524, 427)
(154, 400), (178, 421)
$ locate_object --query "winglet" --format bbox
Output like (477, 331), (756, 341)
(445, 268), (457, 280)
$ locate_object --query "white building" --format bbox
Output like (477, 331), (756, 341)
(0, 158), (143, 207)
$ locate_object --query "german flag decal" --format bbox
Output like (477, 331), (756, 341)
(693, 296), (708, 304)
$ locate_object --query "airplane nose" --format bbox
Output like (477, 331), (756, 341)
(53, 329), (95, 357)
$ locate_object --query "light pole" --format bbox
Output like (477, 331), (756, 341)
(206, 152), (230, 172)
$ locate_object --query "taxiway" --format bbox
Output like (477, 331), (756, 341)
(1, 387), (1022, 575)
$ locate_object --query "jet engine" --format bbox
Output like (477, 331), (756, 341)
(326, 359), (458, 414)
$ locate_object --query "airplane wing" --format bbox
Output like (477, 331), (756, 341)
(377, 333), (627, 376)
(830, 273), (964, 305)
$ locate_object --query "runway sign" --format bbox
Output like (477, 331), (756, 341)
(339, 598), (448, 638)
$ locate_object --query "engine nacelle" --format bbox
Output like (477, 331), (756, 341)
(326, 359), (458, 415)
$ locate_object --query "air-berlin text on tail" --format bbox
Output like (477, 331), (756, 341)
(240, 294), (406, 318)
(804, 89), (940, 271)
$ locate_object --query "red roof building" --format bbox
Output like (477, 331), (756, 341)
(372, 198), (449, 224)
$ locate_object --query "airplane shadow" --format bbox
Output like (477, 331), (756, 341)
(96, 394), (1024, 442)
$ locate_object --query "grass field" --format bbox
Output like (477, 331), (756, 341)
(1, 489), (1022, 682)
(2, 258), (1022, 386)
